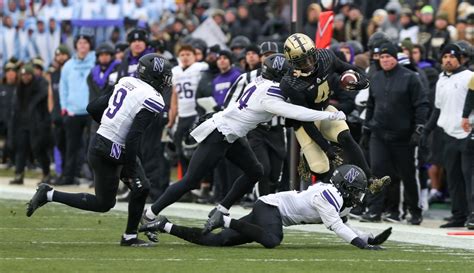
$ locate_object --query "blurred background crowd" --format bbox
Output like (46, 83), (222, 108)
(0, 0), (473, 229)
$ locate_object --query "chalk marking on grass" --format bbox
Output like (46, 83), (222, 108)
(0, 227), (108, 231)
(1, 257), (473, 263)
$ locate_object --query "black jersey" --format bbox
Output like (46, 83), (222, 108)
(280, 49), (368, 111)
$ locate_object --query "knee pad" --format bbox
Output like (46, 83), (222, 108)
(98, 198), (116, 212)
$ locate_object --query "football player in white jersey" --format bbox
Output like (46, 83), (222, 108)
(171, 44), (209, 173)
(26, 54), (173, 247)
(140, 165), (392, 250)
(141, 53), (347, 240)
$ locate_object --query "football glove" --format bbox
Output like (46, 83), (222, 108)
(363, 244), (384, 250)
(368, 227), (392, 245)
(328, 111), (346, 121)
(346, 73), (369, 91)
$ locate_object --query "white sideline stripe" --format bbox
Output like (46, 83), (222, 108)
(2, 185), (474, 250)
(1, 257), (473, 263)
(0, 227), (107, 231)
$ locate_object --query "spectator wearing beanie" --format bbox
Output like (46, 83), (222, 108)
(212, 50), (241, 109)
(0, 62), (18, 166)
(362, 42), (429, 225)
(114, 42), (129, 62)
(9, 64), (52, 186)
(430, 12), (452, 61)
(425, 43), (474, 228)
(47, 44), (71, 181)
(57, 28), (96, 185)
(244, 44), (261, 72)
(110, 28), (153, 84)
(196, 45), (222, 114)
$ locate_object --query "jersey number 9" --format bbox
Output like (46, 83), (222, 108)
(106, 88), (127, 119)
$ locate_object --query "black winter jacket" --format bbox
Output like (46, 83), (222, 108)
(365, 64), (429, 141)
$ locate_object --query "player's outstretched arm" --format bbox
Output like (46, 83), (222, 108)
(261, 98), (346, 122)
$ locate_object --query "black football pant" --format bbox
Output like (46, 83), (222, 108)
(150, 129), (263, 215)
(366, 135), (421, 216)
(169, 200), (283, 248)
(63, 115), (90, 183)
(174, 116), (197, 174)
(141, 115), (170, 202)
(248, 127), (285, 196)
(442, 132), (472, 222)
(52, 134), (150, 234)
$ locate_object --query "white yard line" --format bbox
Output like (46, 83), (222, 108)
(2, 184), (474, 250)
(0, 257), (473, 263)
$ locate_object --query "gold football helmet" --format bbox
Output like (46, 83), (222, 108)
(284, 33), (317, 77)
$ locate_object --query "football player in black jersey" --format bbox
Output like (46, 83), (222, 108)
(280, 33), (390, 193)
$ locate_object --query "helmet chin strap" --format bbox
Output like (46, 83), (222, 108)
(292, 69), (314, 78)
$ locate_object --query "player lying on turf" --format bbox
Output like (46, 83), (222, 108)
(139, 164), (392, 250)
(26, 54), (173, 247)
(141, 53), (347, 241)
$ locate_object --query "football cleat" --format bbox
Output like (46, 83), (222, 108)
(120, 236), (156, 247)
(139, 215), (169, 233)
(26, 183), (52, 217)
(140, 210), (159, 242)
(368, 176), (391, 194)
(202, 208), (228, 234)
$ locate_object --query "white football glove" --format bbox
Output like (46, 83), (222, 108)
(329, 111), (346, 121)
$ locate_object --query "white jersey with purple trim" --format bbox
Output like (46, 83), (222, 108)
(190, 76), (338, 143)
(259, 183), (363, 243)
(172, 62), (208, 118)
(97, 76), (164, 146)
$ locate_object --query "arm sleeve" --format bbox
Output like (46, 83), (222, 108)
(123, 109), (156, 178)
(409, 74), (430, 125)
(260, 96), (333, 121)
(223, 73), (246, 108)
(59, 64), (68, 110)
(312, 193), (359, 244)
(364, 86), (375, 127)
(344, 222), (373, 243)
(464, 90), (474, 118)
(86, 92), (112, 123)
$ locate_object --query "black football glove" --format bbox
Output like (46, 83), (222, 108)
(346, 72), (369, 91)
(363, 244), (384, 250)
(368, 227), (392, 245)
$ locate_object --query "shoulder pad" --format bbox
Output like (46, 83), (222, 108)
(316, 49), (334, 75)
(281, 74), (311, 91)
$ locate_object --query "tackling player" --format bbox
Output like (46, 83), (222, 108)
(140, 164), (392, 250)
(141, 54), (346, 240)
(280, 33), (390, 192)
(26, 54), (173, 247)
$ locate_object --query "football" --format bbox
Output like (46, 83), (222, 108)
(339, 70), (358, 90)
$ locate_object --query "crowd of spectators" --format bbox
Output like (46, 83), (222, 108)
(0, 0), (473, 229)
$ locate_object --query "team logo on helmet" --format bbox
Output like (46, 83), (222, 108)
(272, 55), (286, 71)
(343, 167), (360, 184)
(153, 57), (164, 72)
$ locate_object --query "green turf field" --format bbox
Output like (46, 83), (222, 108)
(0, 199), (472, 273)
